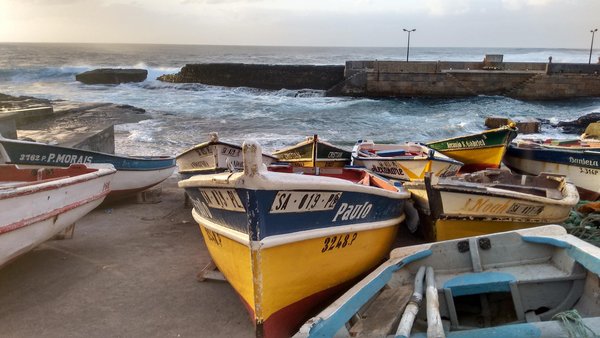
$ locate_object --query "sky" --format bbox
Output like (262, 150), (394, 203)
(0, 0), (599, 48)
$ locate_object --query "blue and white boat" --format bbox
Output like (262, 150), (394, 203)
(0, 135), (176, 199)
(503, 139), (600, 200)
(178, 140), (411, 338)
(296, 225), (600, 338)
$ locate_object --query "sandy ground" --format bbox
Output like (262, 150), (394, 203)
(0, 175), (254, 338)
(0, 174), (425, 338)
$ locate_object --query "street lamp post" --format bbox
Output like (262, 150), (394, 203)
(590, 28), (598, 64)
(403, 28), (416, 62)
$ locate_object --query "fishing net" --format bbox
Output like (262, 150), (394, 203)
(562, 200), (600, 247)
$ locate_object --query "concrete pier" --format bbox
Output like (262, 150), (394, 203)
(158, 57), (600, 100)
(0, 94), (150, 154)
(328, 59), (600, 100)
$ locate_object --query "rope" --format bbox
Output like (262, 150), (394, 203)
(562, 200), (600, 247)
(552, 309), (598, 338)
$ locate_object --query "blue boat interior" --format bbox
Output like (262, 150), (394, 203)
(302, 228), (600, 338)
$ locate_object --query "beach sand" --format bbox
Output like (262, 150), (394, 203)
(0, 175), (254, 337)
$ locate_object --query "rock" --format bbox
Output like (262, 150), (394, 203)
(484, 116), (511, 129)
(512, 117), (541, 134)
(76, 68), (147, 85)
(556, 112), (600, 135)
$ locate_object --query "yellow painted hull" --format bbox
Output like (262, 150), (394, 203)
(440, 145), (506, 171)
(199, 222), (398, 328)
(434, 219), (553, 241)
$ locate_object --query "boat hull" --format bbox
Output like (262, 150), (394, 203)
(176, 141), (276, 177)
(503, 144), (600, 200)
(0, 166), (114, 267)
(272, 135), (351, 168)
(0, 137), (175, 198)
(353, 157), (461, 181)
(297, 225), (600, 337)
(180, 141), (409, 337)
(405, 171), (579, 241)
(427, 126), (517, 173)
(196, 211), (398, 338)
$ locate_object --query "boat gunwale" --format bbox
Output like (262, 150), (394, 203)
(426, 125), (516, 147)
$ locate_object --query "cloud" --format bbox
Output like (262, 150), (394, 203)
(502, 0), (557, 10)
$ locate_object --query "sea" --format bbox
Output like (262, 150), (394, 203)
(0, 43), (599, 156)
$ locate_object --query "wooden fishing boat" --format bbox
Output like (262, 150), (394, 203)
(503, 138), (600, 200)
(179, 140), (411, 338)
(402, 169), (579, 241)
(426, 124), (518, 173)
(352, 140), (463, 181)
(296, 225), (600, 337)
(0, 164), (116, 268)
(176, 132), (277, 179)
(272, 135), (352, 168)
(0, 135), (176, 199)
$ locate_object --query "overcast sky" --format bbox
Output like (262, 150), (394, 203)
(0, 0), (598, 48)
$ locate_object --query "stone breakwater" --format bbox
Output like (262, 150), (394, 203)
(158, 63), (345, 90)
(158, 58), (600, 100)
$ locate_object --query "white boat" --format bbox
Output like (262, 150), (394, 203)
(403, 169), (579, 241)
(297, 225), (600, 338)
(0, 164), (116, 268)
(0, 134), (175, 200)
(352, 140), (463, 181)
(503, 138), (600, 200)
(176, 132), (277, 178)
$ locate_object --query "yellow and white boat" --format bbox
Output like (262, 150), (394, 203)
(403, 169), (579, 241)
(272, 135), (351, 168)
(179, 140), (411, 338)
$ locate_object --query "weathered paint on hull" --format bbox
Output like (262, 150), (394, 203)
(197, 217), (398, 338)
(438, 145), (506, 173)
(354, 158), (460, 181)
(434, 218), (560, 241)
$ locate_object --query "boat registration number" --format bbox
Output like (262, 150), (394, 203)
(506, 202), (544, 216)
(199, 188), (245, 212)
(270, 191), (342, 213)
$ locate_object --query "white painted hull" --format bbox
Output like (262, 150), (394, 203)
(354, 157), (461, 181)
(0, 168), (114, 267)
(352, 141), (462, 181)
(504, 156), (600, 199)
(177, 142), (276, 176)
(438, 189), (576, 222)
(11, 164), (174, 196)
(110, 166), (175, 193)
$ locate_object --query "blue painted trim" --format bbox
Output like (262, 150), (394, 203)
(443, 272), (516, 297)
(506, 144), (600, 169)
(523, 235), (600, 277)
(409, 322), (542, 338)
(566, 246), (600, 275)
(307, 249), (432, 337)
(1, 139), (175, 170)
(522, 236), (572, 249)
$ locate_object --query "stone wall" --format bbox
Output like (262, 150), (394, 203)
(159, 63), (345, 90)
(332, 61), (600, 100)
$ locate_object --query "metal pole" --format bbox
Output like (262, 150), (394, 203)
(403, 29), (416, 62)
(590, 29), (598, 64)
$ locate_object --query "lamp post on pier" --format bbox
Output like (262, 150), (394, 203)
(403, 28), (416, 62)
(590, 28), (598, 64)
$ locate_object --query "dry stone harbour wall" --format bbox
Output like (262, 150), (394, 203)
(158, 60), (600, 100)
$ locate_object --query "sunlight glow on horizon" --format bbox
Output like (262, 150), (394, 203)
(1, 0), (598, 48)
